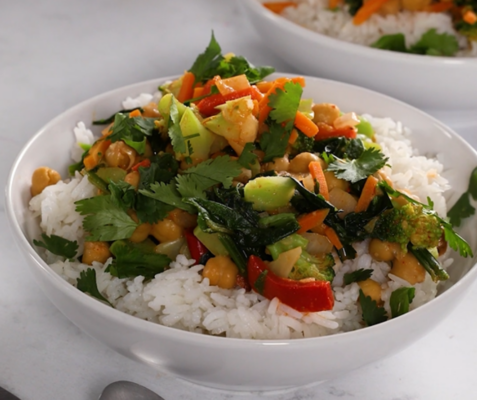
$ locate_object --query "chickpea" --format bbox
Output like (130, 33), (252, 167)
(129, 222), (152, 243)
(302, 174), (315, 192)
(390, 252), (426, 284)
(289, 152), (320, 174)
(82, 241), (111, 265)
(167, 208), (198, 229)
(124, 170), (140, 190)
(104, 141), (137, 170)
(31, 166), (61, 196)
(151, 219), (184, 243)
(202, 255), (239, 289)
(312, 103), (341, 125)
(329, 187), (358, 219)
(324, 171), (349, 192)
(333, 112), (360, 130)
(379, 0), (401, 15)
(369, 239), (401, 262)
(264, 155), (289, 173)
(234, 168), (252, 184)
(358, 279), (382, 303)
(142, 102), (160, 118)
(301, 232), (333, 254)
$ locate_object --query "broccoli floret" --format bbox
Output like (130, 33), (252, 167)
(371, 203), (442, 249)
(290, 130), (315, 156)
(267, 234), (335, 282)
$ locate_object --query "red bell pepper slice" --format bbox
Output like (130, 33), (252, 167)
(197, 86), (263, 117)
(247, 255), (334, 313)
(184, 230), (209, 264)
(131, 159), (151, 171)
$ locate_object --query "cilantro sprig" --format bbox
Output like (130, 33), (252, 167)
(343, 268), (373, 285)
(389, 287), (415, 318)
(448, 166), (477, 227)
(327, 147), (388, 183)
(33, 233), (79, 260)
(359, 289), (387, 326)
(108, 113), (157, 155)
(77, 268), (112, 306)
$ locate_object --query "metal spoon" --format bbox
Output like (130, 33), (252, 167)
(99, 381), (165, 400)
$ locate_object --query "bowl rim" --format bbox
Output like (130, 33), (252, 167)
(243, 0), (477, 65)
(5, 73), (477, 348)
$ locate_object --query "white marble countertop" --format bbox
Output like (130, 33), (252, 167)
(1, 1), (477, 399)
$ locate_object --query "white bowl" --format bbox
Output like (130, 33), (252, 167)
(241, 0), (477, 117)
(6, 74), (477, 391)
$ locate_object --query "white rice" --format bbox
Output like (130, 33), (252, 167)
(281, 0), (477, 57)
(29, 111), (453, 339)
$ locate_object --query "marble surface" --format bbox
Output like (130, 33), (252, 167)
(1, 1), (476, 399)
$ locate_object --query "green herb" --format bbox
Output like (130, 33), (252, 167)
(92, 108), (143, 125)
(389, 287), (415, 318)
(140, 181), (196, 213)
(68, 147), (90, 176)
(359, 289), (387, 326)
(260, 81), (303, 162)
(75, 194), (138, 241)
(327, 147), (388, 183)
(33, 233), (78, 260)
(344, 0), (363, 15)
(238, 142), (259, 170)
(371, 33), (408, 53)
(106, 240), (171, 279)
(86, 170), (110, 193)
(410, 29), (459, 57)
(107, 113), (157, 154)
(188, 32), (275, 84)
(409, 245), (449, 282)
(448, 166), (477, 227)
(254, 270), (268, 295)
(77, 268), (112, 306)
(343, 268), (373, 285)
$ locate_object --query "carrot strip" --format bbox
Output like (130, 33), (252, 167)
(463, 10), (477, 24)
(294, 111), (319, 138)
(192, 86), (204, 99)
(263, 1), (297, 14)
(423, 2), (453, 12)
(308, 161), (329, 200)
(256, 81), (274, 93)
(297, 209), (330, 234)
(324, 227), (343, 250)
(129, 109), (142, 118)
(177, 71), (195, 103)
(355, 175), (379, 213)
(102, 123), (113, 137)
(288, 128), (299, 145)
(328, 0), (342, 8)
(353, 0), (390, 25)
(83, 139), (111, 171)
(314, 124), (357, 141)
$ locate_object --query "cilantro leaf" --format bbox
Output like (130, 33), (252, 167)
(135, 194), (175, 224)
(343, 268), (373, 285)
(167, 99), (187, 154)
(140, 181), (196, 213)
(77, 268), (112, 306)
(106, 240), (171, 279)
(188, 32), (222, 84)
(359, 289), (387, 326)
(33, 233), (79, 260)
(238, 142), (259, 170)
(259, 120), (292, 163)
(75, 194), (138, 241)
(390, 287), (415, 318)
(371, 33), (408, 53)
(92, 107), (143, 125)
(327, 147), (388, 183)
(108, 114), (157, 154)
(268, 81), (303, 123)
(138, 154), (178, 190)
(448, 192), (475, 227)
(410, 29), (459, 57)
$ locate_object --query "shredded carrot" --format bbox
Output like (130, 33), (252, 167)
(324, 227), (343, 250)
(288, 128), (299, 145)
(355, 175), (379, 213)
(83, 139), (111, 171)
(310, 223), (327, 235)
(297, 209), (330, 234)
(463, 10), (477, 24)
(256, 81), (274, 93)
(102, 123), (113, 136)
(192, 86), (204, 99)
(308, 161), (329, 200)
(423, 2), (453, 12)
(263, 1), (297, 14)
(129, 109), (142, 118)
(328, 0), (342, 9)
(177, 71), (195, 103)
(294, 111), (319, 138)
(353, 0), (390, 25)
